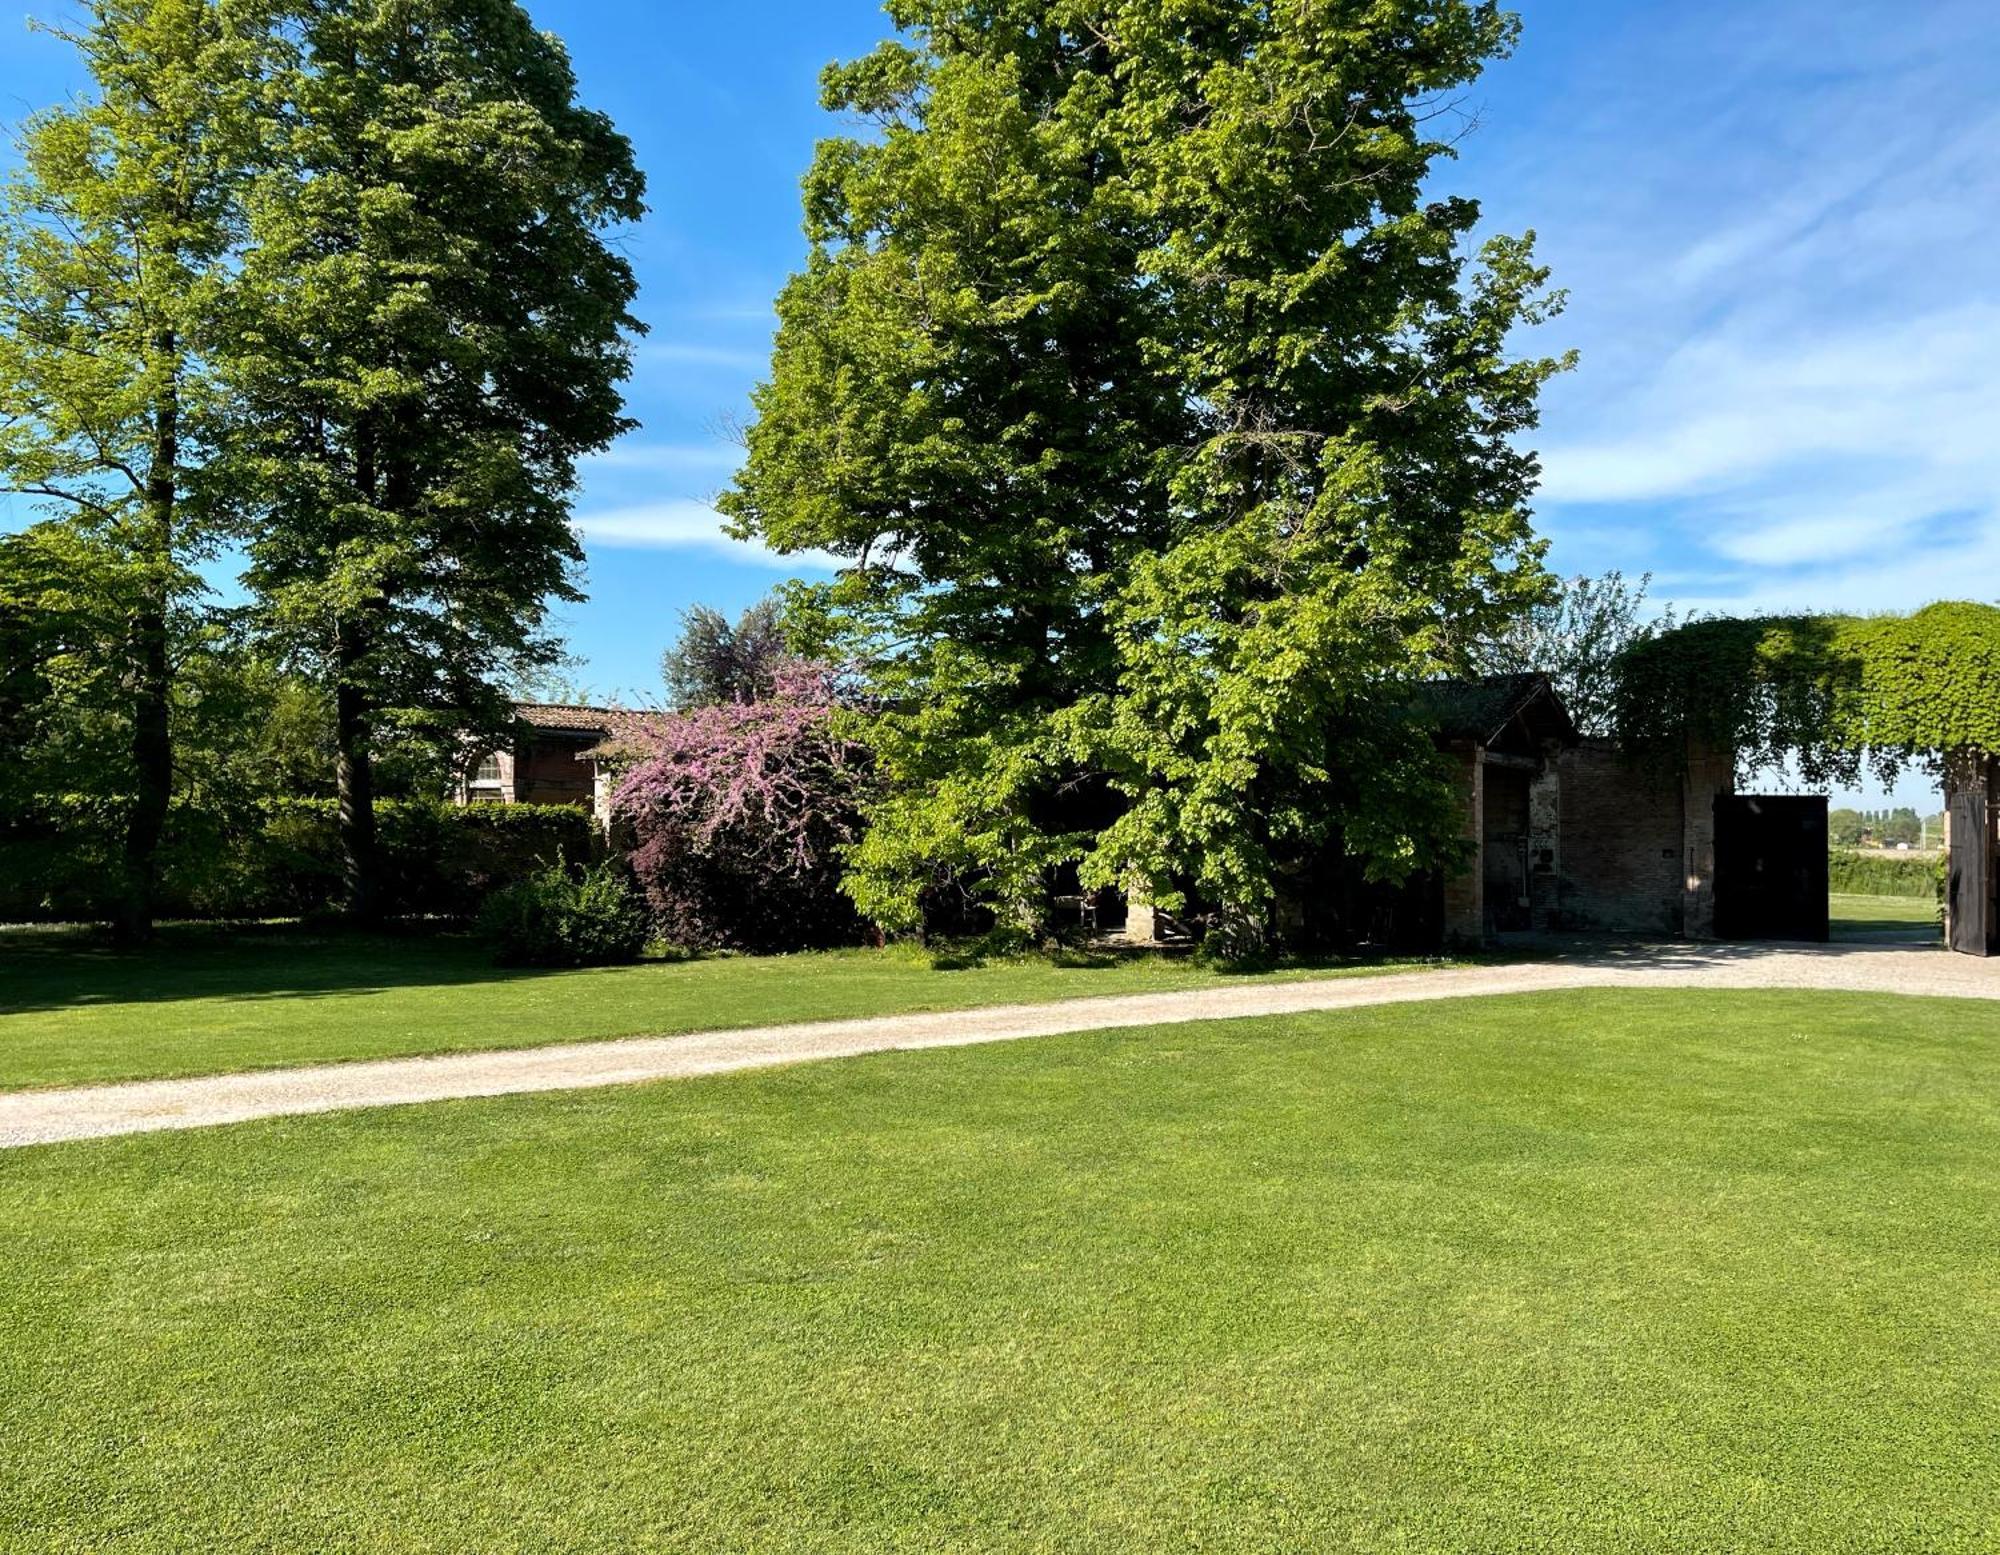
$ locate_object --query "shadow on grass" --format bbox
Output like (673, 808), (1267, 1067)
(927, 945), (1139, 973)
(1490, 932), (1953, 969)
(1206, 951), (1464, 978)
(1831, 917), (1941, 944)
(0, 920), (576, 1018)
(927, 937), (1461, 979)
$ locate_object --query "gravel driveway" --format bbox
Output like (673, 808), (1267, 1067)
(4, 941), (1995, 1150)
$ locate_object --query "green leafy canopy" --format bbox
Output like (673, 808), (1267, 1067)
(725, 0), (1569, 936)
(2, 0), (647, 927)
(1614, 603), (2000, 788)
(231, 0), (646, 740)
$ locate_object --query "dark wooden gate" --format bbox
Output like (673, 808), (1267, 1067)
(1948, 790), (1993, 957)
(1714, 795), (1830, 942)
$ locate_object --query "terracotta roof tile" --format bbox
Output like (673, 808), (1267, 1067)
(513, 702), (653, 735)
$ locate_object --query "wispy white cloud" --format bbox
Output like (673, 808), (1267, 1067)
(581, 441), (743, 477)
(1671, 509), (2000, 617)
(685, 299), (779, 325)
(1507, 0), (2000, 620)
(573, 500), (839, 572)
(637, 341), (769, 372)
(1708, 515), (1896, 571)
(1538, 303), (2000, 518)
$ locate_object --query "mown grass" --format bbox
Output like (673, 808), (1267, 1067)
(0, 923), (1443, 1090)
(1829, 891), (1941, 942)
(4, 988), (1998, 1552)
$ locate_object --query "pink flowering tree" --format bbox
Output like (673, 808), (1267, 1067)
(611, 662), (875, 950)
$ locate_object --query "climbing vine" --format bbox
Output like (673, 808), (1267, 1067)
(1613, 602), (2000, 785)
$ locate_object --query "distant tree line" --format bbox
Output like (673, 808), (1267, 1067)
(1829, 807), (1943, 849)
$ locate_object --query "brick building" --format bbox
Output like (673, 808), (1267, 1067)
(1128, 674), (1740, 952)
(456, 703), (652, 826)
(1429, 674), (1735, 944)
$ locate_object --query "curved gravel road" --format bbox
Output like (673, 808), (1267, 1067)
(3, 940), (1995, 1150)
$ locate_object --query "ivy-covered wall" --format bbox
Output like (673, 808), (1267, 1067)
(1614, 602), (2000, 786)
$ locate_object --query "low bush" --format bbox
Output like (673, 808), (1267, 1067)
(1827, 848), (1940, 900)
(478, 861), (653, 967)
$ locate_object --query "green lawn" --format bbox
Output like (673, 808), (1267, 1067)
(0, 924), (1441, 1091)
(4, 988), (1998, 1552)
(1829, 892), (1941, 942)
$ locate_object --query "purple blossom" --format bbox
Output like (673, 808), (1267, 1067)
(611, 661), (874, 949)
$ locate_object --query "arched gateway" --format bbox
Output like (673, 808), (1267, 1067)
(1615, 603), (2000, 958)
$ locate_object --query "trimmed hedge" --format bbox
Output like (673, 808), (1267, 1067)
(1827, 848), (1942, 901)
(0, 797), (595, 922)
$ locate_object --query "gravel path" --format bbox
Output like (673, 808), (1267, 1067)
(4, 941), (1996, 1150)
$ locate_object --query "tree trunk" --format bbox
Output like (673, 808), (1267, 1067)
(332, 418), (390, 926)
(116, 601), (173, 943)
(114, 330), (179, 944)
(335, 617), (380, 924)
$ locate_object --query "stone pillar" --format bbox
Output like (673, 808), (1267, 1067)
(1681, 738), (1734, 940)
(1441, 743), (1486, 947)
(591, 761), (614, 834)
(1527, 754), (1562, 932)
(1125, 897), (1159, 947)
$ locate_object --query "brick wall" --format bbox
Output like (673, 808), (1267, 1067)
(1556, 741), (1684, 935)
(1440, 743), (1484, 945)
(1482, 766), (1533, 932)
(1680, 741), (1735, 938)
(513, 735), (597, 809)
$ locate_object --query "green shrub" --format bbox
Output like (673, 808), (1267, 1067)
(478, 861), (652, 967)
(1827, 848), (1940, 900)
(244, 800), (596, 920)
(437, 804), (598, 908)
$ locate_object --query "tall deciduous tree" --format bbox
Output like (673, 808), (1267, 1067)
(0, 0), (267, 938)
(725, 0), (1568, 944)
(230, 0), (644, 918)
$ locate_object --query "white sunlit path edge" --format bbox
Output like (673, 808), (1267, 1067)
(3, 943), (1996, 1150)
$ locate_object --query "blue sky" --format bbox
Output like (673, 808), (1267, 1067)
(5, 0), (1994, 803)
